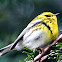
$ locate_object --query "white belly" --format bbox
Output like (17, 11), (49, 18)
(23, 29), (50, 50)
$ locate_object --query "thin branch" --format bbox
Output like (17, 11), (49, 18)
(40, 55), (48, 62)
(34, 34), (62, 62)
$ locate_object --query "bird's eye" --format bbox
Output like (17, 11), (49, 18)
(45, 15), (51, 17)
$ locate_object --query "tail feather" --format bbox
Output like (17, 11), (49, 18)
(0, 43), (13, 56)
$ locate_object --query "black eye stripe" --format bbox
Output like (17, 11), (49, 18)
(45, 15), (51, 17)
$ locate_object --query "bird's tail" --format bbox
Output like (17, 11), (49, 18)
(0, 43), (13, 56)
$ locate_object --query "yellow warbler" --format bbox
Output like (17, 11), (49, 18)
(0, 12), (59, 56)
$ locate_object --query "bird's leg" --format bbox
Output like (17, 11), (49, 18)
(36, 48), (44, 54)
(34, 48), (44, 61)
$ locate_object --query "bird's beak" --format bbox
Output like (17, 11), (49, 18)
(54, 13), (60, 16)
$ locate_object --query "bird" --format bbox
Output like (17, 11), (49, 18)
(0, 12), (59, 56)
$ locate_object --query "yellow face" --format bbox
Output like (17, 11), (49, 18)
(39, 12), (57, 23)
(29, 12), (59, 25)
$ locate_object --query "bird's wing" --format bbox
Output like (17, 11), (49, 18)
(11, 19), (42, 50)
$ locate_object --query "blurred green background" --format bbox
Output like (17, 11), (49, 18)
(0, 0), (62, 62)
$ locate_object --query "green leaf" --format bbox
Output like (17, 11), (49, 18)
(24, 47), (33, 53)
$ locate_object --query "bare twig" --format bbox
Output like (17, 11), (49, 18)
(34, 34), (62, 62)
(40, 55), (48, 62)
